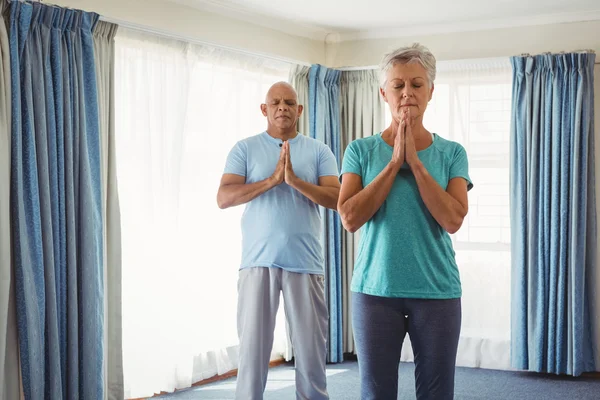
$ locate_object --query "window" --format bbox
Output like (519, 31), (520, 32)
(115, 29), (291, 397)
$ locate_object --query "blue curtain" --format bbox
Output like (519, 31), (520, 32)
(510, 53), (596, 376)
(9, 2), (104, 399)
(308, 64), (343, 363)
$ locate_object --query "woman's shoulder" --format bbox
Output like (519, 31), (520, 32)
(432, 134), (467, 155)
(346, 133), (382, 154)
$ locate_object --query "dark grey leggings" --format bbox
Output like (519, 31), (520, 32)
(352, 292), (461, 400)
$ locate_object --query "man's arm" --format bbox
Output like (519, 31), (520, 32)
(282, 141), (339, 209)
(287, 175), (340, 210)
(216, 174), (279, 209)
(217, 144), (286, 209)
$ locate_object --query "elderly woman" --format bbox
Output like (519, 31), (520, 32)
(338, 43), (473, 399)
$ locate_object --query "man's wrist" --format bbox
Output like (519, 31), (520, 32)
(287, 174), (300, 188)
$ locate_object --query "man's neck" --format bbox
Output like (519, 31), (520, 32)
(266, 128), (298, 141)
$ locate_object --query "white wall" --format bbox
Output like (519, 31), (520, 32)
(326, 20), (600, 67)
(51, 0), (325, 65)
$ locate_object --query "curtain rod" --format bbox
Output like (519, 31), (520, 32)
(99, 15), (311, 67)
(516, 51), (600, 65)
(334, 56), (513, 71)
(517, 50), (597, 57)
(521, 49), (596, 54)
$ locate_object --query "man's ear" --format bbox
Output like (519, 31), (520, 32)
(297, 104), (304, 117)
(429, 83), (434, 101)
(260, 103), (267, 116)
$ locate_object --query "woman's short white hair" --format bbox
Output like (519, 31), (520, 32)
(379, 43), (436, 88)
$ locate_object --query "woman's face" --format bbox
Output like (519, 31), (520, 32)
(381, 62), (434, 124)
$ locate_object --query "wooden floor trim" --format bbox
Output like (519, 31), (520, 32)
(129, 358), (287, 400)
(192, 358), (287, 388)
(582, 372), (600, 379)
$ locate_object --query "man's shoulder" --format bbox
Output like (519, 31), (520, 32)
(296, 134), (334, 156)
(240, 132), (266, 144)
(231, 132), (266, 149)
(297, 133), (324, 146)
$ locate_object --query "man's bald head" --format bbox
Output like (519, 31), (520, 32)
(261, 81), (303, 135)
(265, 81), (298, 103)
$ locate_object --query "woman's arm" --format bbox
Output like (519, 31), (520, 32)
(338, 122), (406, 233)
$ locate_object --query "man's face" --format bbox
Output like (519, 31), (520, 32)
(261, 84), (303, 131)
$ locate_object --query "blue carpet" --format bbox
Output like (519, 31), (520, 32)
(155, 361), (600, 399)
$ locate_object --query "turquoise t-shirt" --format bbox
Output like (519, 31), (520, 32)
(341, 133), (473, 299)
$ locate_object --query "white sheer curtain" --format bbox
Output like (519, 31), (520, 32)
(386, 58), (513, 370)
(114, 28), (291, 398)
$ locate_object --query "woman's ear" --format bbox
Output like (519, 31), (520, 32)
(380, 87), (387, 103)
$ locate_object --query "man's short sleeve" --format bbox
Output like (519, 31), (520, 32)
(318, 144), (339, 177)
(223, 141), (247, 177)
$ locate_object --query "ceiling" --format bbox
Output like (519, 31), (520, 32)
(170, 0), (600, 41)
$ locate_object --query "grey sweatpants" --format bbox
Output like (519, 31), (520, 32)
(235, 267), (329, 400)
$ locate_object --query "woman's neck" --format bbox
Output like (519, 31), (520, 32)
(383, 120), (432, 151)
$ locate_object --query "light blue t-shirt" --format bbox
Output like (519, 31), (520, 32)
(341, 133), (473, 298)
(224, 132), (339, 275)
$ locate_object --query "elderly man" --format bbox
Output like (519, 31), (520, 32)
(217, 81), (340, 400)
